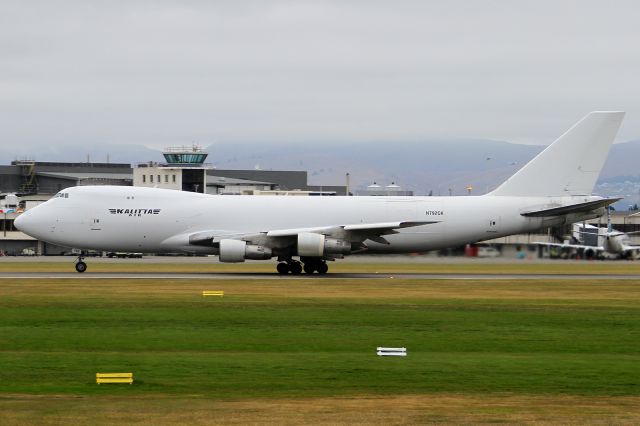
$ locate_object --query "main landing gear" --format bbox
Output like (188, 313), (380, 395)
(75, 255), (87, 273)
(276, 258), (328, 275)
(276, 260), (302, 275)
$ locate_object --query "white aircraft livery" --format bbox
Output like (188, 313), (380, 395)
(15, 111), (625, 274)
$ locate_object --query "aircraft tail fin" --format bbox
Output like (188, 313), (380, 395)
(490, 111), (625, 197)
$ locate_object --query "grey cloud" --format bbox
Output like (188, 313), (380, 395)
(1, 0), (639, 152)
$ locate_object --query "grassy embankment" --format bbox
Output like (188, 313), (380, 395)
(1, 270), (639, 423)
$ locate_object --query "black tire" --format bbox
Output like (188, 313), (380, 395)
(75, 261), (87, 273)
(276, 262), (290, 274)
(317, 262), (328, 274)
(303, 263), (315, 274)
(290, 261), (303, 275)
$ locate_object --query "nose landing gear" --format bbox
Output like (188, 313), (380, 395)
(75, 255), (87, 273)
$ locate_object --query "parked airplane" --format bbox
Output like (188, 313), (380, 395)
(15, 111), (625, 274)
(538, 211), (640, 259)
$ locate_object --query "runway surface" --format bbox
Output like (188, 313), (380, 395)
(2, 272), (640, 280)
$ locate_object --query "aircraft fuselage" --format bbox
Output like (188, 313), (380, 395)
(17, 185), (602, 255)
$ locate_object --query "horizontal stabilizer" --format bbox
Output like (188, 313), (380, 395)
(521, 198), (620, 217)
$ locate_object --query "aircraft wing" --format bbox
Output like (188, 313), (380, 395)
(188, 221), (439, 247)
(188, 230), (253, 246)
(533, 242), (604, 251)
(521, 198), (621, 217)
(266, 221), (437, 237)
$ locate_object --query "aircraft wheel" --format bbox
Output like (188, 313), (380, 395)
(303, 263), (315, 274)
(317, 262), (328, 274)
(290, 261), (303, 275)
(276, 262), (290, 274)
(75, 261), (87, 273)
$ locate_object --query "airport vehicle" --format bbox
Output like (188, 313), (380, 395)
(106, 252), (144, 259)
(476, 245), (501, 258)
(14, 112), (624, 274)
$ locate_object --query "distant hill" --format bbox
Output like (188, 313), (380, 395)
(205, 139), (543, 195)
(206, 139), (640, 194)
(600, 140), (640, 178)
(3, 138), (639, 205)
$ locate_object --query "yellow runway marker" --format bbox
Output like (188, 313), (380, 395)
(202, 290), (224, 297)
(96, 372), (133, 384)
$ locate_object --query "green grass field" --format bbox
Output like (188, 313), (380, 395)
(1, 264), (640, 424)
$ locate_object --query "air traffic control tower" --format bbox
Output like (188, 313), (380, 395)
(133, 145), (208, 193)
(162, 145), (208, 166)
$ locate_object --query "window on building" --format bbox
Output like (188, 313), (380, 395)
(165, 175), (168, 183)
(143, 175), (146, 183)
(157, 175), (160, 183)
(150, 175), (154, 183)
(172, 175), (176, 183)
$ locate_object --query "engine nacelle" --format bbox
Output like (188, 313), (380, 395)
(297, 232), (350, 257)
(219, 239), (272, 263)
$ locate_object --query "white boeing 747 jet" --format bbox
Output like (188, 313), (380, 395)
(15, 112), (624, 274)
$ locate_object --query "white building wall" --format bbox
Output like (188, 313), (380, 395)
(133, 167), (182, 190)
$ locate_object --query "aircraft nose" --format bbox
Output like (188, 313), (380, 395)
(14, 210), (35, 235)
(14, 204), (58, 241)
(14, 212), (25, 231)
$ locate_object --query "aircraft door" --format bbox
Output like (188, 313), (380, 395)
(90, 218), (101, 231)
(486, 216), (500, 233)
(88, 210), (102, 231)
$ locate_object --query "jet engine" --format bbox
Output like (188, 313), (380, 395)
(219, 239), (272, 262)
(297, 232), (351, 257)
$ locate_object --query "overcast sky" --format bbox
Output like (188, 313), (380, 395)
(1, 0), (639, 153)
